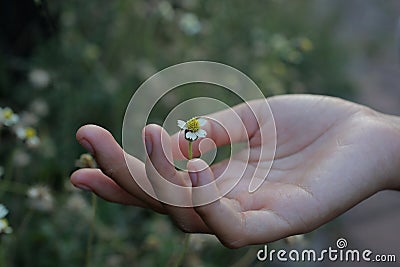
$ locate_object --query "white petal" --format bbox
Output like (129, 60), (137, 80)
(16, 127), (26, 139)
(0, 204), (8, 218)
(177, 120), (187, 130)
(27, 137), (40, 148)
(196, 129), (207, 138)
(185, 131), (198, 141)
(197, 118), (207, 126)
(0, 220), (6, 230)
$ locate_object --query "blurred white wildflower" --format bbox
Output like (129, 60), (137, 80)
(13, 149), (31, 167)
(27, 185), (54, 212)
(19, 112), (39, 126)
(0, 204), (12, 234)
(66, 194), (89, 215)
(158, 1), (174, 21)
(189, 233), (218, 251)
(30, 98), (49, 117)
(29, 69), (50, 89)
(285, 50), (303, 64)
(179, 13), (202, 36)
(269, 34), (289, 51)
(0, 107), (19, 126)
(16, 127), (40, 148)
(66, 194), (91, 221)
(296, 37), (313, 52)
(284, 234), (306, 246)
(75, 153), (97, 168)
(0, 204), (8, 218)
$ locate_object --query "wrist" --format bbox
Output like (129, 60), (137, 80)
(377, 113), (400, 190)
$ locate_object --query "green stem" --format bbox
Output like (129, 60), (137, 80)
(188, 141), (193, 160)
(0, 238), (4, 267)
(86, 193), (97, 267)
(174, 234), (190, 267)
(172, 140), (194, 267)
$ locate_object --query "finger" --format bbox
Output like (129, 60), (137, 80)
(144, 124), (210, 233)
(76, 124), (164, 210)
(188, 158), (246, 247)
(70, 168), (163, 211)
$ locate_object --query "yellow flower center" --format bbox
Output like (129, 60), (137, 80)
(0, 218), (9, 227)
(186, 118), (200, 132)
(299, 37), (313, 52)
(25, 127), (36, 139)
(3, 109), (13, 119)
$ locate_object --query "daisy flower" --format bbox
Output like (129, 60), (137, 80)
(177, 117), (207, 142)
(0, 107), (19, 126)
(16, 126), (40, 148)
(0, 204), (12, 235)
(0, 204), (8, 218)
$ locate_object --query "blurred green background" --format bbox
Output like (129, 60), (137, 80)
(0, 0), (399, 266)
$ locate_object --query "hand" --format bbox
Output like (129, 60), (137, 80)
(70, 94), (400, 248)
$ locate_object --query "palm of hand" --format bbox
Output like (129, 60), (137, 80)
(71, 94), (389, 248)
(194, 95), (383, 246)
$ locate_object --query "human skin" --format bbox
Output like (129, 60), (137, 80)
(70, 94), (400, 248)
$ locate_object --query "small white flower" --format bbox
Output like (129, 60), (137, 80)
(0, 107), (19, 126)
(0, 204), (12, 234)
(30, 98), (49, 117)
(27, 185), (54, 212)
(16, 127), (40, 148)
(0, 219), (12, 234)
(13, 149), (31, 167)
(158, 1), (174, 21)
(179, 13), (202, 36)
(177, 117), (207, 141)
(28, 68), (50, 89)
(0, 204), (9, 218)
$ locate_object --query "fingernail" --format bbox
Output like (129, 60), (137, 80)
(78, 138), (94, 155)
(145, 135), (152, 155)
(189, 171), (199, 187)
(75, 184), (92, 192)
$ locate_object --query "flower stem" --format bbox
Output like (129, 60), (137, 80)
(188, 141), (193, 160)
(173, 140), (194, 267)
(174, 233), (190, 267)
(86, 193), (97, 267)
(0, 238), (4, 267)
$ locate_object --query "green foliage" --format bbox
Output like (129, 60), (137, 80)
(0, 0), (356, 266)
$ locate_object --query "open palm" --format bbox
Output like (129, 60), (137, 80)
(71, 94), (395, 248)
